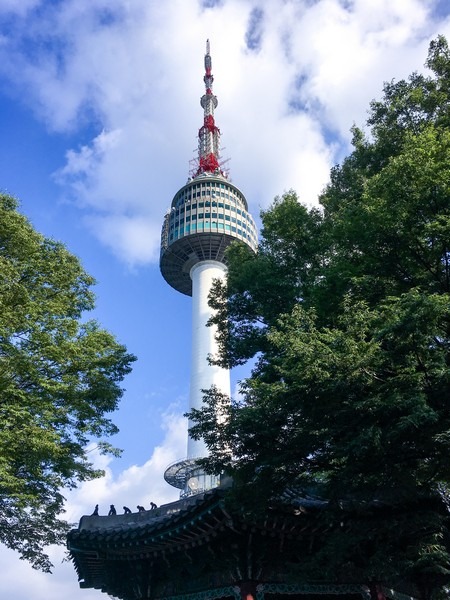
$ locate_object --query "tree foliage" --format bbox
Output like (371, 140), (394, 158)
(188, 37), (450, 597)
(0, 193), (135, 571)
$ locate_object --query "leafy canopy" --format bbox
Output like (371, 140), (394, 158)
(188, 37), (450, 597)
(0, 194), (135, 571)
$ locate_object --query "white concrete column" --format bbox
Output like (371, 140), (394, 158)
(188, 260), (230, 459)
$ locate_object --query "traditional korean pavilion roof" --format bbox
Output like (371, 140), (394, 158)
(67, 486), (420, 600)
(67, 485), (335, 599)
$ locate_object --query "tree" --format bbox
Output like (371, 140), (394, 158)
(0, 193), (135, 571)
(188, 37), (450, 598)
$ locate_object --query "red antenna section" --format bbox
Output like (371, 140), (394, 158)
(192, 40), (227, 179)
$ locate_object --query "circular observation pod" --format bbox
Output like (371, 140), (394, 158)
(164, 457), (220, 498)
(160, 175), (257, 296)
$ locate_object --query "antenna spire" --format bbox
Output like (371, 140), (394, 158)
(196, 40), (223, 177)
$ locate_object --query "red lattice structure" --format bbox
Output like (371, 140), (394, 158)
(192, 39), (227, 178)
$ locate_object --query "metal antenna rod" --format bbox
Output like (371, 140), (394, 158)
(197, 39), (221, 176)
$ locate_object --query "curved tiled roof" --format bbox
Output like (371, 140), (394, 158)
(69, 488), (227, 548)
(67, 487), (419, 600)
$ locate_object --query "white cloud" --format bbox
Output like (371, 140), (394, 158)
(285, 0), (432, 135)
(85, 213), (161, 266)
(65, 410), (186, 520)
(0, 544), (101, 600)
(1, 0), (447, 265)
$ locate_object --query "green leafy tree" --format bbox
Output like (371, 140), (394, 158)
(189, 37), (450, 598)
(0, 193), (135, 571)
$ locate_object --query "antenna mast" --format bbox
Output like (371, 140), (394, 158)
(195, 39), (224, 177)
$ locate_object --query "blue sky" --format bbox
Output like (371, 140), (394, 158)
(0, 1), (449, 598)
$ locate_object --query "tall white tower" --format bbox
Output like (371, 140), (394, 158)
(160, 41), (257, 497)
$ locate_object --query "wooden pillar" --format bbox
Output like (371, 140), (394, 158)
(369, 583), (387, 600)
(239, 581), (259, 600)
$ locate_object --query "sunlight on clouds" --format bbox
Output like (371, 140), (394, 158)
(85, 213), (161, 266)
(284, 0), (434, 138)
(353, 0), (428, 38)
(0, 545), (101, 600)
(65, 410), (185, 520)
(0, 0), (449, 266)
(55, 129), (122, 193)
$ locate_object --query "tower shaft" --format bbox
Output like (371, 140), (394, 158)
(161, 41), (257, 496)
(188, 260), (229, 459)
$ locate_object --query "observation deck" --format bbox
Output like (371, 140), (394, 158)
(160, 173), (257, 296)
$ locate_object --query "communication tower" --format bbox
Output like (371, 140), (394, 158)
(160, 40), (257, 497)
(67, 43), (418, 600)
